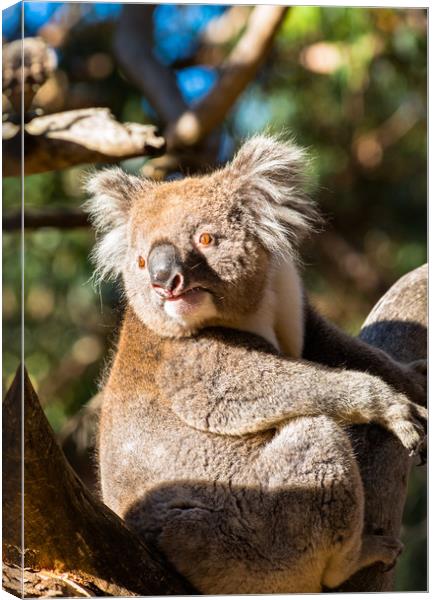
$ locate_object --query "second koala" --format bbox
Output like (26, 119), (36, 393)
(85, 136), (426, 593)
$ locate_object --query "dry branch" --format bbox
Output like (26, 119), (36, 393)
(3, 108), (165, 177)
(167, 6), (287, 149)
(2, 366), (197, 597)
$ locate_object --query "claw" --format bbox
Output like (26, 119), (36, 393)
(380, 559), (397, 573)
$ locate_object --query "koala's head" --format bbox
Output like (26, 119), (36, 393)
(85, 136), (318, 338)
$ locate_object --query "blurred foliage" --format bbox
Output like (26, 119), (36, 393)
(2, 3), (426, 591)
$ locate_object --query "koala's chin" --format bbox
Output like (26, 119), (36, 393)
(162, 289), (218, 328)
(128, 284), (219, 338)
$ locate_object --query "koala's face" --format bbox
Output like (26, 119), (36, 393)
(85, 136), (317, 337)
(123, 176), (269, 336)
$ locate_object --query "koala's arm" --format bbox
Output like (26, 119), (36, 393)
(302, 300), (426, 405)
(160, 329), (426, 453)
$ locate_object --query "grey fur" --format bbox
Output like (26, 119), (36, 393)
(85, 136), (426, 593)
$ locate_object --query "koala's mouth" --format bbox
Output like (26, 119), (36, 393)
(166, 286), (208, 302)
(157, 285), (215, 321)
(153, 285), (211, 303)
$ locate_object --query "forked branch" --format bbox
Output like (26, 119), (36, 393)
(114, 5), (287, 153)
(166, 6), (287, 149)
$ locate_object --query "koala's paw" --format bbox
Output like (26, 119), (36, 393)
(381, 397), (427, 456)
(376, 536), (404, 572)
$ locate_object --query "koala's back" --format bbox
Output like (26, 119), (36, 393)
(98, 310), (363, 593)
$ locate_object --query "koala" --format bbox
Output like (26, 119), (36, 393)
(85, 136), (426, 594)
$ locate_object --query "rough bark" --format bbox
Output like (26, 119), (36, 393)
(3, 108), (165, 177)
(339, 263), (427, 591)
(2, 366), (197, 597)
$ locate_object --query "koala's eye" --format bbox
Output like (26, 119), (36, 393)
(198, 232), (213, 247)
(138, 256), (146, 269)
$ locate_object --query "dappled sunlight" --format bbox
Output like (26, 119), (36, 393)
(2, 4), (426, 592)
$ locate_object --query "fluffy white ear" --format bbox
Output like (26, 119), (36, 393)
(228, 135), (320, 260)
(83, 168), (149, 283)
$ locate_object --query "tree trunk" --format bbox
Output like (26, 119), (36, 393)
(2, 367), (197, 597)
(339, 263), (427, 591)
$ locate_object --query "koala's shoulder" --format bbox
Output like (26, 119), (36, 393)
(162, 326), (278, 377)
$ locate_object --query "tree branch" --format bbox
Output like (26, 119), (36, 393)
(200, 6), (251, 47)
(340, 264), (427, 591)
(2, 366), (197, 596)
(114, 5), (188, 125)
(3, 207), (88, 231)
(113, 5), (287, 176)
(3, 108), (165, 177)
(166, 6), (288, 149)
(113, 5), (222, 175)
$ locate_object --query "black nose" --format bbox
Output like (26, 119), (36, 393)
(148, 244), (184, 293)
